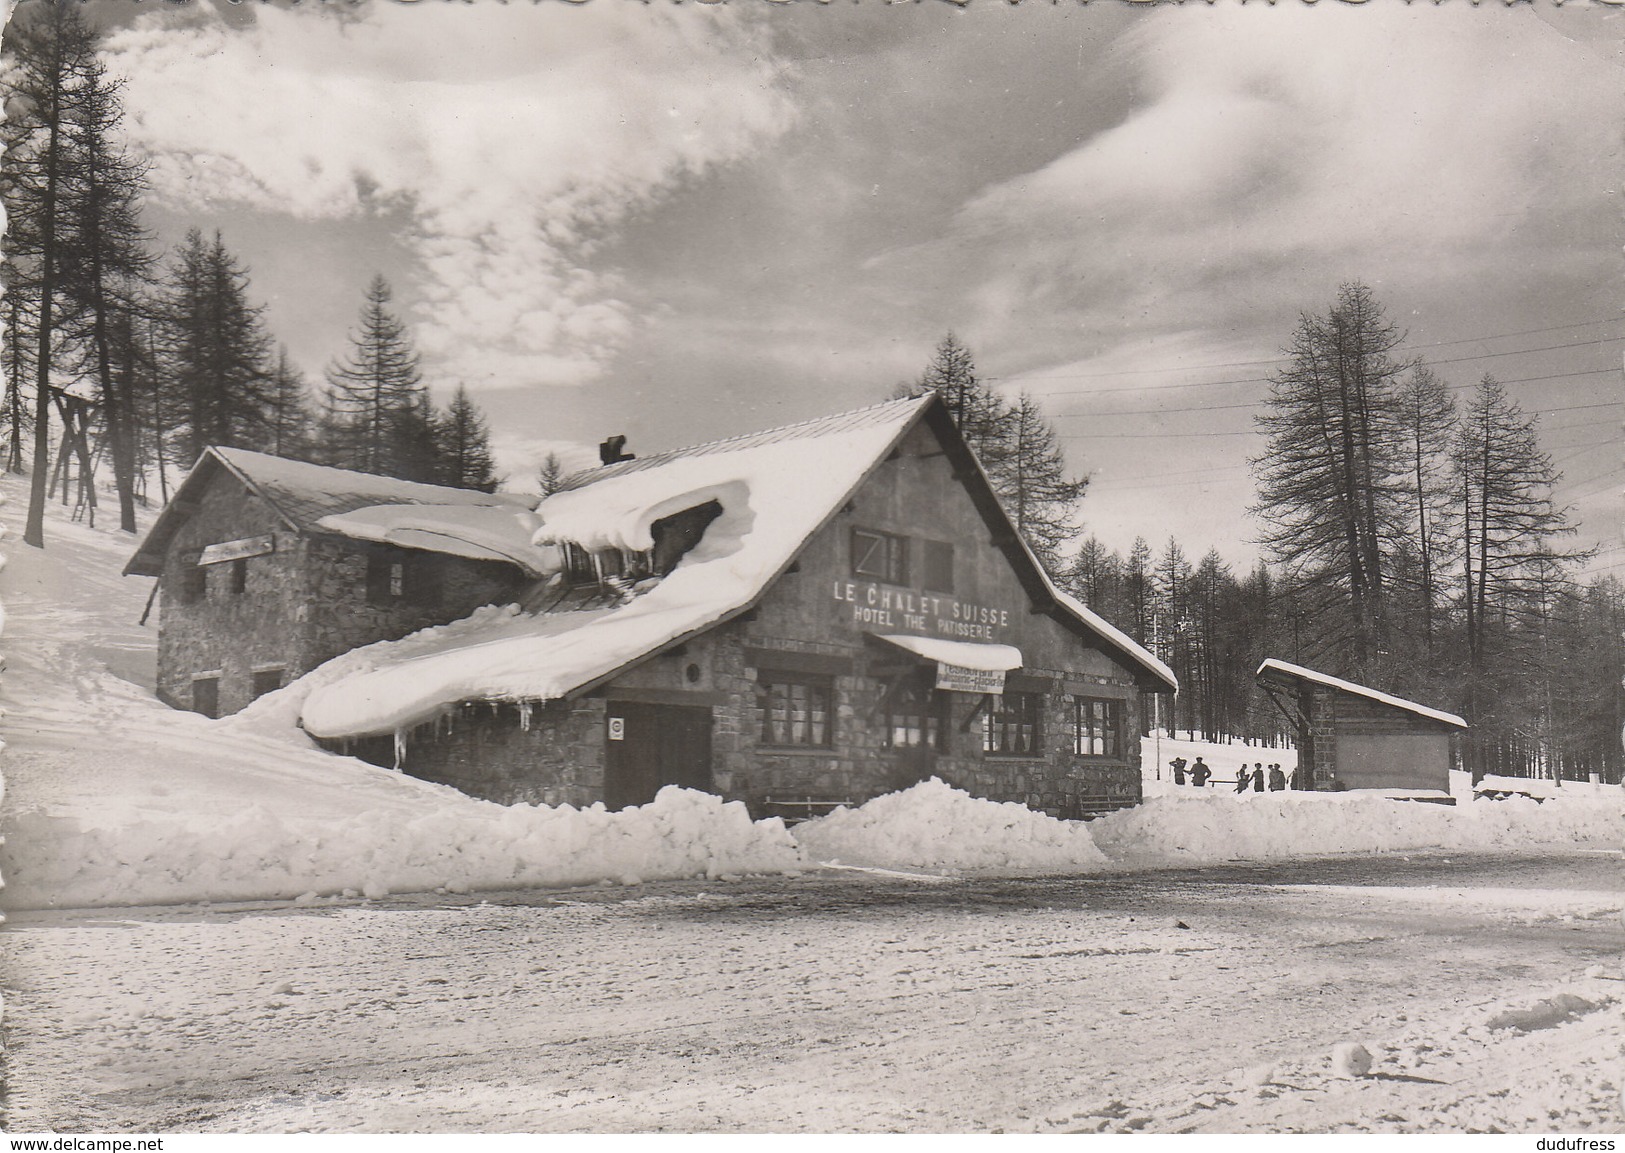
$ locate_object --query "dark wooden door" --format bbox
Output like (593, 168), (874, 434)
(604, 703), (714, 811)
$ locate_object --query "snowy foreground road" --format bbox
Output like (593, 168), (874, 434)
(3, 850), (1620, 1134)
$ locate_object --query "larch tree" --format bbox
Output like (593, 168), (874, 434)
(1251, 282), (1409, 680)
(1155, 537), (1193, 734)
(433, 383), (499, 492)
(58, 50), (151, 532)
(1452, 375), (1586, 778)
(324, 275), (435, 480)
(1002, 391), (1088, 571)
(907, 335), (1086, 574)
(4, 0), (99, 547)
(1064, 535), (1124, 614)
(265, 346), (313, 461)
(536, 451), (567, 497)
(1391, 362), (1458, 668)
(1124, 535), (1154, 646)
(4, 288), (38, 474)
(160, 230), (276, 467)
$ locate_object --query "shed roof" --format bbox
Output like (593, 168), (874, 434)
(1256, 658), (1467, 728)
(125, 448), (532, 576)
(301, 394), (1177, 739)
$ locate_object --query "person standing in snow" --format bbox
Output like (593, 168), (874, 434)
(1190, 757), (1211, 787)
(1252, 766), (1266, 792)
(1171, 757), (1187, 786)
(1233, 768), (1250, 794)
(1268, 764), (1286, 791)
(1290, 764), (1305, 790)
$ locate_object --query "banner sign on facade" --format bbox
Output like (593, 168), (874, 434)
(935, 663), (1006, 695)
(198, 535), (276, 566)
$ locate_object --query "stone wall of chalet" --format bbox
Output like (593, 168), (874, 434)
(156, 473), (530, 718)
(155, 477), (310, 715)
(370, 698), (607, 808)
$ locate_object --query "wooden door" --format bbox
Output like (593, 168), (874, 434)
(604, 703), (714, 811)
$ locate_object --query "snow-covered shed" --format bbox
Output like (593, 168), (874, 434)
(298, 394), (1177, 820)
(1254, 659), (1466, 792)
(126, 448), (547, 717)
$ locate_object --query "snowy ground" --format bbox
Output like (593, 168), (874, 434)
(2, 476), (1621, 1132)
(4, 853), (1619, 1133)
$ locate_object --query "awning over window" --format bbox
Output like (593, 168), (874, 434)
(874, 634), (1023, 671)
(873, 634), (1023, 694)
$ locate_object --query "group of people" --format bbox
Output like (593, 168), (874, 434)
(1169, 756), (1295, 792)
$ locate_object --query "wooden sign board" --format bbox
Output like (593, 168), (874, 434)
(198, 535), (275, 566)
(936, 664), (1005, 695)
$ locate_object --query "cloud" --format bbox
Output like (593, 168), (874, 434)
(108, 3), (796, 388)
(932, 5), (1620, 374)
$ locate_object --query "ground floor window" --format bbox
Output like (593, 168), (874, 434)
(883, 678), (947, 751)
(984, 691), (1042, 756)
(1072, 696), (1122, 757)
(192, 675), (219, 719)
(251, 667), (284, 699)
(760, 675), (834, 747)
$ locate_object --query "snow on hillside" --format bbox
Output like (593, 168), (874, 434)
(1, 475), (1617, 911)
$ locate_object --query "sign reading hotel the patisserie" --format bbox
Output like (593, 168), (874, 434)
(831, 580), (1011, 641)
(934, 663), (1006, 695)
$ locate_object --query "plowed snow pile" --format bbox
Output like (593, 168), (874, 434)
(1084, 788), (1619, 868)
(5, 787), (803, 910)
(794, 778), (1109, 872)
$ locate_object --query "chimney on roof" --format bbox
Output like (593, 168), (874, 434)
(599, 435), (635, 466)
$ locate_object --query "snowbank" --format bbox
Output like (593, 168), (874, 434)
(4, 786), (802, 910)
(794, 778), (1109, 872)
(1086, 788), (1620, 868)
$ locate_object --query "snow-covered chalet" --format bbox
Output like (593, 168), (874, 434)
(129, 395), (1177, 820)
(124, 449), (543, 717)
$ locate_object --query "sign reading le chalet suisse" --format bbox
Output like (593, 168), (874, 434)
(831, 579), (1012, 641)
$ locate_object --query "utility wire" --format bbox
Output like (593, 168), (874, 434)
(1025, 362), (1618, 400)
(986, 317), (1622, 383)
(1054, 394), (1620, 422)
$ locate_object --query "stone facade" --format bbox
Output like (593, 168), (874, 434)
(154, 473), (528, 718)
(376, 419), (1160, 819)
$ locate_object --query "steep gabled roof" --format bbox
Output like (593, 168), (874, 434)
(301, 394), (1175, 740)
(1256, 658), (1467, 728)
(125, 447), (532, 576)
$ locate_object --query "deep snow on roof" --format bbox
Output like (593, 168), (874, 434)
(1256, 658), (1467, 728)
(209, 447), (530, 531)
(301, 393), (1177, 739)
(127, 447), (534, 575)
(301, 401), (934, 738)
(315, 503), (559, 576)
(560, 397), (934, 493)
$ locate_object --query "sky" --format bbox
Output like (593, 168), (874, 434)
(79, 0), (1624, 577)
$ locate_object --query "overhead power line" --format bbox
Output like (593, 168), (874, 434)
(1030, 363), (1618, 401)
(1054, 395), (1621, 422)
(991, 327), (1622, 387)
